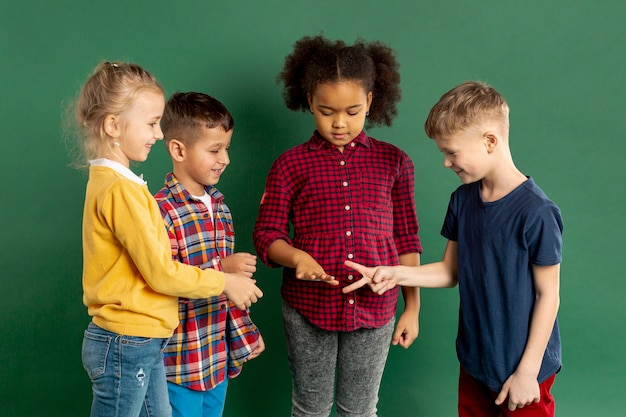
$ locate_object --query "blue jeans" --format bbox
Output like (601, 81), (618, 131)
(282, 302), (394, 417)
(168, 380), (229, 417)
(82, 322), (172, 417)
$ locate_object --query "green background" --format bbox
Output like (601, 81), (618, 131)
(1, 1), (624, 416)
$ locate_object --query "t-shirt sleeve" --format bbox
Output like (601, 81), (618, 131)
(441, 190), (459, 242)
(527, 202), (564, 266)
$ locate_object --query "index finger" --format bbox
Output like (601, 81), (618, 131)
(341, 277), (370, 293)
(344, 260), (371, 277)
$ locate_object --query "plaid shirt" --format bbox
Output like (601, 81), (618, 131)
(154, 173), (260, 391)
(253, 131), (422, 331)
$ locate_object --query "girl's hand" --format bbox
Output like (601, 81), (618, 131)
(295, 255), (339, 286)
(393, 309), (419, 349)
(342, 260), (398, 294)
(221, 252), (257, 278)
(222, 273), (263, 310)
(266, 240), (338, 285)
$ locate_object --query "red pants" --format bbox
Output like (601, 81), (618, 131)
(458, 367), (556, 417)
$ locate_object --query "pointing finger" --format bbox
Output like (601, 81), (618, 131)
(344, 260), (370, 276)
(342, 277), (370, 293)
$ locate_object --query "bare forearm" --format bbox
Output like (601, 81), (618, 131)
(394, 262), (457, 288)
(516, 264), (561, 377)
(267, 239), (307, 268)
(396, 241), (458, 288)
(399, 252), (421, 312)
(516, 292), (560, 376)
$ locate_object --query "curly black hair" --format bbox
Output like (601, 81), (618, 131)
(277, 35), (401, 127)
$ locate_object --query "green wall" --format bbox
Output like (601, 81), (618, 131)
(1, 1), (624, 416)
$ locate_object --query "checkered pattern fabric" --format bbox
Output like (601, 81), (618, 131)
(254, 131), (422, 331)
(155, 173), (259, 391)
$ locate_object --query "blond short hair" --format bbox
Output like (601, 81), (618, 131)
(424, 81), (509, 139)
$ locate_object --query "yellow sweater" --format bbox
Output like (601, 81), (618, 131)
(82, 164), (225, 338)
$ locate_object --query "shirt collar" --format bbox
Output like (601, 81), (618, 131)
(164, 172), (224, 204)
(90, 158), (146, 185)
(308, 130), (372, 150)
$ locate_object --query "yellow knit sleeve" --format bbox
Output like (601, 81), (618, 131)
(102, 180), (225, 298)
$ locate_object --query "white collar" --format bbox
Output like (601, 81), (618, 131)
(89, 158), (146, 185)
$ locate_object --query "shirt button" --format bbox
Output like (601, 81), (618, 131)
(342, 181), (348, 187)
(345, 205), (350, 211)
(346, 230), (352, 236)
(348, 299), (355, 305)
(348, 275), (354, 281)
(340, 160), (346, 166)
(347, 253), (354, 259)
(350, 142), (356, 147)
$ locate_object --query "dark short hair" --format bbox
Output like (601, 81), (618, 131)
(161, 91), (234, 147)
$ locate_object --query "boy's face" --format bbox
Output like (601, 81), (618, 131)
(434, 128), (494, 184)
(175, 126), (232, 196)
(307, 80), (372, 152)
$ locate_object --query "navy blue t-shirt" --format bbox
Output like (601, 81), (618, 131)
(441, 177), (563, 391)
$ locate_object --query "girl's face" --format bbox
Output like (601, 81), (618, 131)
(308, 80), (372, 152)
(109, 90), (165, 167)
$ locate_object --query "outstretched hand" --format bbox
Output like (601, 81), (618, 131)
(295, 255), (339, 286)
(342, 260), (398, 294)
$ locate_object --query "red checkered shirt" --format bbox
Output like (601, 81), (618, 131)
(253, 131), (422, 331)
(155, 173), (260, 391)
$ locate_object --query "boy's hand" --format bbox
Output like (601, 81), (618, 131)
(247, 334), (265, 361)
(294, 254), (339, 286)
(222, 252), (257, 277)
(223, 272), (263, 310)
(342, 260), (398, 294)
(495, 371), (541, 411)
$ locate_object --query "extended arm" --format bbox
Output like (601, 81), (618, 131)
(343, 240), (459, 293)
(267, 239), (339, 285)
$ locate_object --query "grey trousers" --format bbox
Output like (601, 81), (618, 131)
(282, 301), (395, 417)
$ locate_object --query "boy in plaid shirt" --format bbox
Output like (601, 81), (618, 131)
(155, 92), (264, 417)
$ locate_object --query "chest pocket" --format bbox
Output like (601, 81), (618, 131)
(361, 174), (394, 211)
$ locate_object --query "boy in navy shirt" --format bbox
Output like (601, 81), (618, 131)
(344, 81), (563, 416)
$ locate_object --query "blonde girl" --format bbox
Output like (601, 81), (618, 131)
(71, 61), (262, 417)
